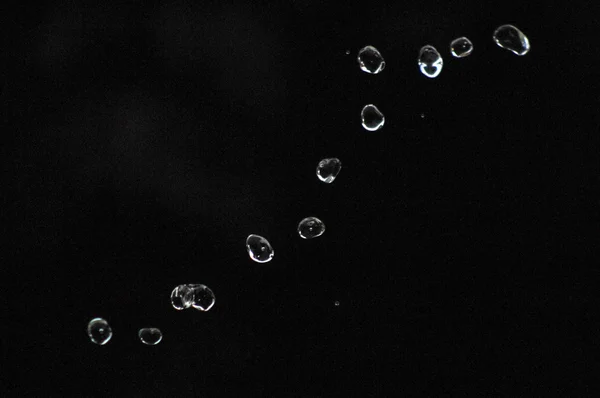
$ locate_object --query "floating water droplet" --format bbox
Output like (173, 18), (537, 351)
(170, 284), (194, 310)
(450, 37), (473, 58)
(493, 25), (530, 56)
(188, 284), (216, 311)
(246, 234), (274, 263)
(418, 45), (443, 78)
(316, 158), (342, 183)
(357, 46), (385, 74)
(87, 318), (113, 345)
(334, 301), (340, 306)
(361, 104), (385, 131)
(138, 328), (163, 345)
(345, 49), (350, 55)
(297, 217), (326, 239)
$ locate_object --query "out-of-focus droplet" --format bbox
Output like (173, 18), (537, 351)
(87, 318), (113, 345)
(188, 284), (216, 311)
(138, 328), (162, 345)
(246, 234), (274, 263)
(493, 25), (530, 56)
(357, 46), (385, 74)
(345, 49), (350, 55)
(334, 301), (340, 306)
(450, 37), (473, 58)
(418, 45), (443, 78)
(297, 217), (326, 239)
(316, 158), (342, 183)
(361, 104), (385, 131)
(170, 284), (193, 310)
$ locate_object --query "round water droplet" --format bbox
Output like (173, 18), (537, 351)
(246, 234), (274, 263)
(188, 284), (216, 311)
(450, 37), (473, 58)
(357, 46), (385, 74)
(420, 113), (425, 119)
(297, 217), (326, 239)
(316, 158), (342, 184)
(87, 318), (113, 345)
(138, 328), (163, 345)
(361, 104), (385, 131)
(418, 45), (443, 78)
(493, 25), (530, 56)
(170, 284), (194, 310)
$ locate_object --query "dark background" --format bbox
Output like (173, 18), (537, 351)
(3, 0), (600, 396)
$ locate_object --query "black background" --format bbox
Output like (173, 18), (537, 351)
(3, 0), (600, 396)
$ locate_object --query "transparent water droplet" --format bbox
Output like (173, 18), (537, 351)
(188, 284), (216, 311)
(87, 318), (113, 345)
(361, 104), (385, 131)
(316, 158), (342, 183)
(297, 217), (326, 239)
(418, 45), (443, 78)
(357, 46), (385, 74)
(450, 37), (473, 58)
(345, 49), (350, 55)
(493, 25), (530, 56)
(170, 284), (194, 310)
(420, 113), (425, 119)
(138, 328), (163, 345)
(246, 234), (274, 263)
(334, 301), (340, 306)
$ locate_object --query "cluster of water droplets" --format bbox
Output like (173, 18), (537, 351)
(86, 318), (163, 346)
(171, 284), (216, 311)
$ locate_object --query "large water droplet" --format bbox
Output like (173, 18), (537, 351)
(361, 104), (385, 131)
(357, 46), (385, 74)
(188, 284), (216, 311)
(246, 234), (274, 263)
(87, 318), (113, 345)
(316, 158), (342, 183)
(418, 45), (443, 78)
(297, 217), (326, 239)
(170, 284), (194, 310)
(493, 25), (530, 56)
(450, 37), (473, 58)
(138, 328), (163, 345)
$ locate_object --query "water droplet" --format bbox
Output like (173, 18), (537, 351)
(420, 113), (425, 119)
(170, 284), (194, 310)
(188, 284), (216, 311)
(345, 49), (350, 55)
(297, 217), (326, 239)
(316, 158), (342, 183)
(334, 301), (340, 306)
(361, 104), (385, 131)
(450, 37), (473, 58)
(246, 234), (274, 263)
(138, 328), (163, 345)
(418, 45), (443, 78)
(357, 46), (385, 74)
(87, 318), (113, 345)
(493, 25), (530, 56)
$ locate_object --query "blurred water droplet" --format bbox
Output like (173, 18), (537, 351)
(450, 37), (473, 58)
(170, 284), (193, 310)
(493, 25), (530, 55)
(418, 45), (443, 78)
(188, 284), (216, 311)
(138, 328), (162, 345)
(316, 158), (342, 183)
(361, 104), (385, 131)
(298, 217), (326, 239)
(334, 301), (340, 306)
(345, 49), (350, 55)
(246, 234), (274, 263)
(357, 46), (385, 74)
(87, 318), (113, 345)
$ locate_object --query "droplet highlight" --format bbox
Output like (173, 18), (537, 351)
(450, 37), (473, 58)
(246, 234), (274, 263)
(297, 217), (326, 239)
(138, 328), (163, 345)
(418, 45), (443, 78)
(361, 104), (385, 131)
(87, 318), (113, 345)
(357, 46), (385, 74)
(316, 158), (342, 184)
(170, 284), (194, 310)
(493, 25), (530, 56)
(188, 284), (216, 311)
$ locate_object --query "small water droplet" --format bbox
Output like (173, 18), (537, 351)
(361, 104), (385, 131)
(357, 46), (385, 74)
(420, 113), (425, 119)
(138, 328), (163, 345)
(450, 37), (473, 58)
(87, 318), (113, 345)
(493, 25), (530, 56)
(170, 284), (194, 310)
(297, 217), (326, 239)
(188, 284), (216, 311)
(418, 45), (443, 78)
(246, 234), (274, 263)
(316, 158), (342, 183)
(345, 49), (350, 55)
(334, 301), (340, 306)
